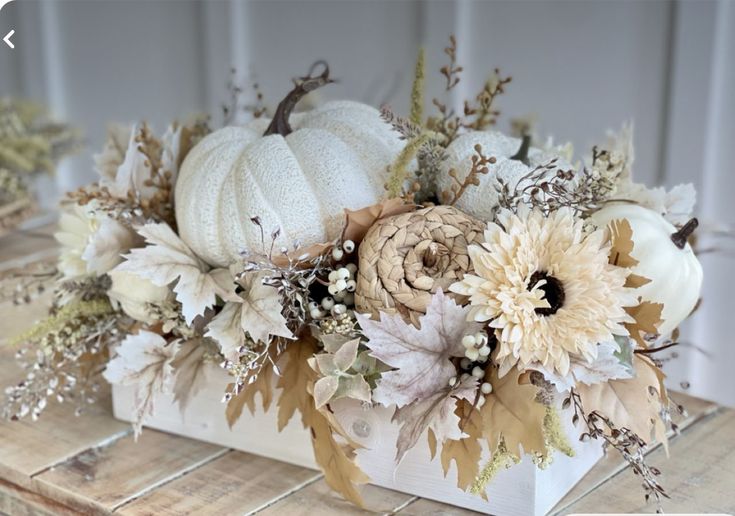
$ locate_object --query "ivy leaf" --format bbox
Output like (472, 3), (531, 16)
(309, 338), (372, 409)
(356, 289), (479, 407)
(115, 223), (232, 324)
(103, 330), (176, 436)
(393, 376), (477, 463)
(479, 365), (547, 457)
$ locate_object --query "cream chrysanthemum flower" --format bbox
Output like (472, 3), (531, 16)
(450, 206), (636, 377)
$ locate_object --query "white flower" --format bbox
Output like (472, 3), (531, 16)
(55, 202), (142, 279)
(450, 206), (636, 377)
(107, 269), (172, 323)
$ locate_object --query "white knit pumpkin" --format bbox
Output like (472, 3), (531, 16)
(437, 131), (571, 221)
(591, 203), (703, 336)
(175, 97), (403, 266)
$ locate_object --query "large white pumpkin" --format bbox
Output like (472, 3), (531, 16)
(591, 203), (703, 336)
(437, 131), (571, 221)
(175, 68), (403, 266)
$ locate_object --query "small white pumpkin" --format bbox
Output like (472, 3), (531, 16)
(437, 131), (571, 221)
(175, 64), (403, 266)
(591, 203), (703, 336)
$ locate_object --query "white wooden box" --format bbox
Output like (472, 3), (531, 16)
(112, 364), (602, 515)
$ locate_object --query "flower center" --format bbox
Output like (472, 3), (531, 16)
(528, 271), (565, 316)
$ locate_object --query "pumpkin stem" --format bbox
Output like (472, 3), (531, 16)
(671, 217), (699, 249)
(510, 134), (531, 165)
(263, 60), (335, 137)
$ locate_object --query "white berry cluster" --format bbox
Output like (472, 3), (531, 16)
(449, 331), (493, 394)
(309, 240), (357, 321)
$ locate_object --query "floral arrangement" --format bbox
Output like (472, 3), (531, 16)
(0, 98), (79, 233)
(2, 38), (704, 511)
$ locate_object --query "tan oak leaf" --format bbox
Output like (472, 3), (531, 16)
(115, 223), (234, 324)
(440, 398), (484, 492)
(356, 289), (479, 407)
(479, 365), (547, 458)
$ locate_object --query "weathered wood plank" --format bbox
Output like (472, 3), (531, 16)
(31, 430), (227, 514)
(396, 497), (484, 515)
(550, 390), (719, 514)
(115, 450), (320, 516)
(0, 223), (57, 268)
(563, 408), (735, 514)
(0, 476), (80, 516)
(254, 479), (416, 516)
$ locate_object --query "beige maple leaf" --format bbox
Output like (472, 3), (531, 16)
(206, 271), (293, 360)
(103, 330), (176, 436)
(577, 355), (667, 444)
(440, 399), (483, 492)
(171, 337), (215, 413)
(115, 223), (234, 324)
(479, 365), (547, 458)
(355, 289), (480, 407)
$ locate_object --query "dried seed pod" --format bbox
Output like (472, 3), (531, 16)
(354, 205), (484, 325)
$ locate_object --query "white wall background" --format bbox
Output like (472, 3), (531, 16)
(0, 0), (733, 406)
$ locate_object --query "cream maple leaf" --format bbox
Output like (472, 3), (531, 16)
(115, 223), (233, 324)
(206, 271), (293, 359)
(103, 330), (176, 436)
(393, 376), (478, 463)
(355, 289), (480, 407)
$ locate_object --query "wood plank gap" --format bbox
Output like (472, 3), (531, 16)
(0, 476), (81, 516)
(29, 428), (134, 480)
(551, 405), (722, 515)
(0, 248), (57, 272)
(246, 473), (324, 515)
(387, 494), (420, 515)
(109, 446), (232, 512)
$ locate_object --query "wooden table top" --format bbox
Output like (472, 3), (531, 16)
(1, 225), (733, 516)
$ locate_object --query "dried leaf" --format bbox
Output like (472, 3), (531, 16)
(225, 353), (275, 428)
(440, 399), (483, 491)
(115, 223), (231, 324)
(577, 355), (667, 444)
(393, 376), (477, 463)
(479, 366), (547, 457)
(103, 330), (175, 436)
(342, 198), (416, 244)
(356, 289), (479, 407)
(427, 428), (438, 460)
(608, 218), (651, 289)
(276, 335), (320, 431)
(171, 338), (209, 413)
(625, 301), (664, 348)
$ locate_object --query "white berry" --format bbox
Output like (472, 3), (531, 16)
(327, 284), (339, 296)
(335, 279), (347, 291)
(328, 270), (338, 282)
(308, 301), (319, 311)
(346, 263), (358, 275)
(460, 358), (471, 370)
(475, 332), (488, 347)
(448, 377), (457, 387)
(462, 335), (476, 348)
(310, 308), (323, 320)
(334, 290), (345, 301)
(478, 345), (491, 357)
(332, 303), (347, 315)
(481, 382), (493, 394)
(321, 297), (335, 310)
(471, 366), (484, 379)
(332, 247), (344, 261)
(346, 279), (357, 292)
(465, 348), (480, 361)
(343, 240), (355, 253)
(337, 267), (350, 280)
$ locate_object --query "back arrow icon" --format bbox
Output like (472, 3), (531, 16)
(3, 29), (15, 49)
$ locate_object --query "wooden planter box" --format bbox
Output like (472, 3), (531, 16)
(112, 364), (602, 515)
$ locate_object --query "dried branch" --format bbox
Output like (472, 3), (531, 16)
(440, 144), (496, 205)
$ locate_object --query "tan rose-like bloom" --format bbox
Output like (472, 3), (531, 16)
(450, 206), (636, 377)
(355, 205), (484, 325)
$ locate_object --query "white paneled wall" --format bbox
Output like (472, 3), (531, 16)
(0, 0), (733, 405)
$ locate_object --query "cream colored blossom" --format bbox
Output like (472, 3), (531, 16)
(450, 206), (636, 377)
(107, 269), (172, 323)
